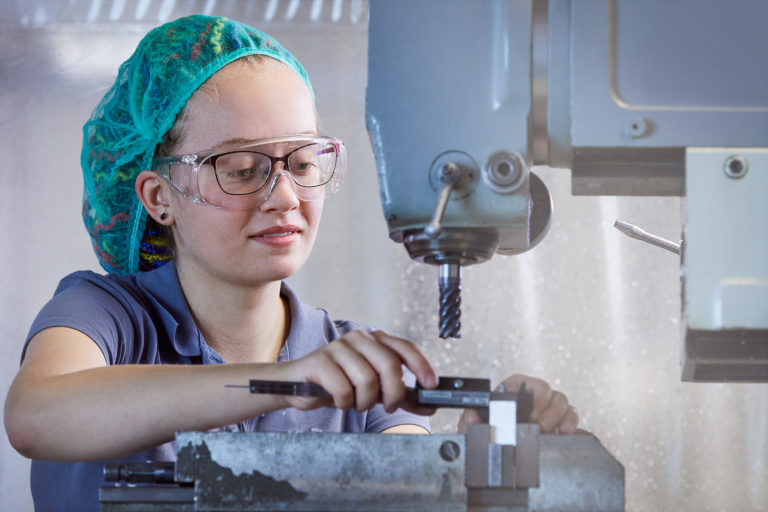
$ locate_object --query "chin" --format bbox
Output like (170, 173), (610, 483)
(256, 259), (306, 283)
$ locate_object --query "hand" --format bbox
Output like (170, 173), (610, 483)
(280, 330), (437, 415)
(458, 374), (580, 434)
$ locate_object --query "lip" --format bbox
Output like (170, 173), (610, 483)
(250, 225), (302, 246)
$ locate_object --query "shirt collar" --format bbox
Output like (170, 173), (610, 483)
(135, 262), (325, 360)
(280, 281), (331, 360)
(136, 261), (201, 357)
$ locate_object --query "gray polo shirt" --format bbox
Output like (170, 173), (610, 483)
(24, 261), (429, 511)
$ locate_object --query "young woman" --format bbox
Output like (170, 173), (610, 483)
(4, 15), (578, 511)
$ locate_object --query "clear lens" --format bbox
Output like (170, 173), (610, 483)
(288, 142), (338, 187)
(214, 152), (271, 194)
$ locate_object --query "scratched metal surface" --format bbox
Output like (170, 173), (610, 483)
(0, 1), (766, 511)
(175, 431), (466, 511)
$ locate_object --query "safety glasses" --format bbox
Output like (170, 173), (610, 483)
(152, 135), (346, 209)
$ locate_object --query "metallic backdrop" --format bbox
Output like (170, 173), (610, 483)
(0, 1), (765, 511)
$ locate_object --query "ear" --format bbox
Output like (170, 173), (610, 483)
(135, 170), (173, 225)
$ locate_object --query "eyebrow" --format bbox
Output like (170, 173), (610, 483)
(211, 132), (320, 149)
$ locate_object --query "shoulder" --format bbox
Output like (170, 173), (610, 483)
(55, 269), (141, 299)
(28, 262), (188, 365)
(52, 262), (182, 314)
(39, 269), (144, 322)
(25, 270), (143, 364)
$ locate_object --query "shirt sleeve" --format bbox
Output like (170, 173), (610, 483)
(364, 404), (431, 433)
(23, 273), (134, 366)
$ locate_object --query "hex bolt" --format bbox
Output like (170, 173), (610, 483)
(439, 441), (461, 462)
(723, 156), (748, 179)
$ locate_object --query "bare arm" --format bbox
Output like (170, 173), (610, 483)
(4, 328), (436, 462)
(381, 424), (429, 434)
(4, 327), (293, 461)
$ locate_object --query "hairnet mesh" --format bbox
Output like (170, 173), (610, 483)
(81, 15), (314, 275)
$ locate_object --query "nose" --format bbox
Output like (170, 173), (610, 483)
(260, 171), (300, 211)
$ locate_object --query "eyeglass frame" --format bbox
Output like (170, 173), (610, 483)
(151, 135), (346, 209)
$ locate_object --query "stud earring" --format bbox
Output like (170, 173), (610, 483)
(160, 212), (168, 221)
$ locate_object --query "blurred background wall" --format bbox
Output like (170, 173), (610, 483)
(0, 1), (765, 511)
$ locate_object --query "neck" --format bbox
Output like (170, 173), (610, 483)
(174, 260), (288, 364)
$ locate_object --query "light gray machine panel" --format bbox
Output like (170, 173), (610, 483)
(367, 0), (768, 380)
(563, 0), (768, 195)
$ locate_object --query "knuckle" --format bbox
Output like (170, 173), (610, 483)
(379, 353), (403, 375)
(552, 390), (568, 407)
(335, 387), (354, 409)
(538, 380), (553, 394)
(538, 416), (556, 433)
(330, 337), (350, 350)
(357, 395), (378, 412)
(356, 329), (378, 342)
(358, 368), (379, 389)
(314, 350), (335, 367)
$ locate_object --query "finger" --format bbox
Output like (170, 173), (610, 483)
(351, 334), (437, 417)
(343, 331), (405, 411)
(556, 405), (579, 435)
(288, 393), (334, 411)
(500, 375), (552, 423)
(325, 336), (382, 411)
(299, 350), (356, 410)
(358, 331), (439, 415)
(536, 390), (570, 433)
(495, 374), (528, 393)
(369, 330), (437, 390)
(402, 403), (438, 417)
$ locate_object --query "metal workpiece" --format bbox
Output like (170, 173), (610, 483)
(465, 423), (539, 490)
(465, 423), (543, 511)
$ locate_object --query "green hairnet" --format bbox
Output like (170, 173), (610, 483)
(81, 15), (314, 275)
